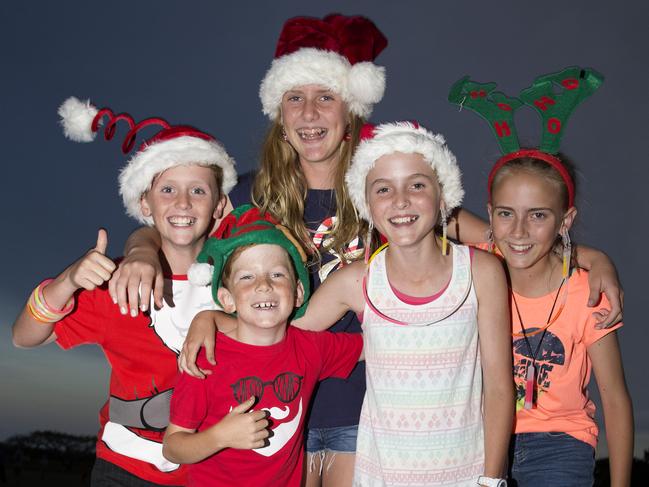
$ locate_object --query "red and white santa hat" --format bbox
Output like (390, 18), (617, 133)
(259, 13), (388, 120)
(58, 96), (237, 225)
(346, 122), (464, 222)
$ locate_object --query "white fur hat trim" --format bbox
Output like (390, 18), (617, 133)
(259, 48), (385, 120)
(58, 96), (99, 142)
(119, 136), (237, 225)
(346, 122), (464, 222)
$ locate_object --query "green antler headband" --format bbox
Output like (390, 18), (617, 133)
(448, 66), (604, 207)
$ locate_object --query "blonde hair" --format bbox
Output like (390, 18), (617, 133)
(252, 115), (371, 264)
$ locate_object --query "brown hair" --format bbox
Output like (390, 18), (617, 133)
(251, 115), (371, 265)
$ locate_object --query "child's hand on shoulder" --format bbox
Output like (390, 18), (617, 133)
(66, 229), (116, 291)
(209, 397), (271, 450)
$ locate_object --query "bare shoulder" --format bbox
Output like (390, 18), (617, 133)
(469, 248), (507, 293)
(327, 260), (365, 285)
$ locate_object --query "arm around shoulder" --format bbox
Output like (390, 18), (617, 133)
(292, 260), (365, 331)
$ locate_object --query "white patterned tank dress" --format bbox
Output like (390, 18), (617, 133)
(354, 243), (484, 487)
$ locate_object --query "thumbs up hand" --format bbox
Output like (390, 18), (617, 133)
(67, 229), (117, 291)
(206, 397), (272, 451)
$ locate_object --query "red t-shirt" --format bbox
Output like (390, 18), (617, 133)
(169, 326), (363, 487)
(54, 276), (217, 485)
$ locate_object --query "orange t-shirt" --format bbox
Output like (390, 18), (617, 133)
(510, 269), (621, 447)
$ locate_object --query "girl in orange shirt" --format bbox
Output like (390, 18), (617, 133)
(451, 67), (633, 487)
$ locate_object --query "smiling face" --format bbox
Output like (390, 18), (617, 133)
(489, 168), (576, 278)
(280, 84), (349, 170)
(218, 244), (304, 343)
(140, 164), (225, 255)
(366, 152), (442, 249)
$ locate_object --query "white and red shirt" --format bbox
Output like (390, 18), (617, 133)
(55, 274), (218, 485)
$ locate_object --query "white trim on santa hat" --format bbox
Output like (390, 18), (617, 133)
(259, 48), (385, 120)
(119, 136), (237, 225)
(345, 122), (464, 222)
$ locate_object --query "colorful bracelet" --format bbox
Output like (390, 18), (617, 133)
(26, 279), (75, 324)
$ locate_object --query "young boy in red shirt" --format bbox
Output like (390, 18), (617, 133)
(163, 205), (364, 487)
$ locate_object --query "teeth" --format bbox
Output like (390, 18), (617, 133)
(296, 128), (326, 139)
(168, 216), (196, 227)
(510, 243), (532, 251)
(253, 302), (276, 309)
(389, 216), (418, 224)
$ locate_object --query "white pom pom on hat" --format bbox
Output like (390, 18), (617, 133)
(188, 262), (214, 287)
(58, 97), (99, 143)
(259, 14), (388, 120)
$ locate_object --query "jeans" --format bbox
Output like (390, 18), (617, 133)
(509, 432), (595, 487)
(306, 424), (358, 454)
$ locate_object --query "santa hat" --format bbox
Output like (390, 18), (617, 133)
(58, 96), (237, 225)
(259, 13), (387, 120)
(346, 122), (464, 222)
(188, 204), (311, 318)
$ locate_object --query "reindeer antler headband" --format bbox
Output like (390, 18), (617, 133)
(448, 66), (604, 208)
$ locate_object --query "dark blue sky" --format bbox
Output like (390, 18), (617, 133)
(1, 1), (647, 457)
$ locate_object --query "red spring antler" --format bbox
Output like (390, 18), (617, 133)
(90, 109), (170, 154)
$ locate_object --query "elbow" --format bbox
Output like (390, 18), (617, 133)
(162, 441), (179, 464)
(12, 329), (34, 349)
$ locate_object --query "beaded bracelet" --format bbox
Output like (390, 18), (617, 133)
(26, 279), (75, 324)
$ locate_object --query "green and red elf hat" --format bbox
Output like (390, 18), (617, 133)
(188, 204), (311, 318)
(448, 66), (604, 207)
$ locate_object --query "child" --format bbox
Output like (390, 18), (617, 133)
(450, 67), (633, 486)
(309, 122), (514, 487)
(162, 205), (364, 487)
(12, 96), (237, 486)
(180, 122), (513, 486)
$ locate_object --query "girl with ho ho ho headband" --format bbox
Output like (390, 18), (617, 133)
(449, 67), (633, 486)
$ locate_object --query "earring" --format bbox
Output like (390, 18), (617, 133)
(363, 221), (374, 265)
(486, 227), (495, 254)
(344, 124), (352, 141)
(561, 229), (571, 278)
(280, 127), (288, 141)
(440, 207), (448, 256)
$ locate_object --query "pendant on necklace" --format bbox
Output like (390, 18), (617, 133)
(524, 363), (536, 410)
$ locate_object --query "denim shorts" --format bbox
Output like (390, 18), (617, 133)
(306, 425), (358, 454)
(509, 432), (595, 487)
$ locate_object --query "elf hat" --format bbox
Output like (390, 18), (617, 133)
(188, 204), (311, 318)
(259, 13), (387, 120)
(448, 66), (604, 208)
(58, 96), (237, 225)
(346, 121), (464, 222)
